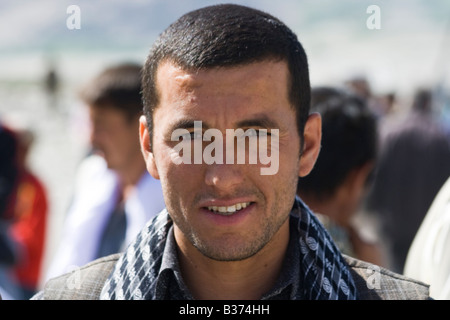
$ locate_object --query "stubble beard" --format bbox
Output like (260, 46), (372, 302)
(167, 177), (298, 262)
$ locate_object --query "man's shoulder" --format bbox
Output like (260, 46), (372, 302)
(32, 252), (431, 300)
(32, 254), (120, 300)
(343, 255), (431, 300)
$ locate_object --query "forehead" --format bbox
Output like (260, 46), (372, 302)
(154, 60), (291, 116)
(87, 104), (129, 122)
(157, 59), (288, 89)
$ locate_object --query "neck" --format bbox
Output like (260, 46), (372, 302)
(175, 220), (290, 300)
(116, 158), (147, 199)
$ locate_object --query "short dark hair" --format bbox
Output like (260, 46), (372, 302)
(297, 87), (378, 199)
(142, 4), (310, 148)
(79, 62), (143, 121)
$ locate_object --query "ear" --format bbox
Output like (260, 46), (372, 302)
(139, 115), (160, 180)
(299, 112), (322, 177)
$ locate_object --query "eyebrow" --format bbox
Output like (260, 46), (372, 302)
(236, 115), (279, 130)
(169, 119), (210, 131)
(168, 114), (279, 133)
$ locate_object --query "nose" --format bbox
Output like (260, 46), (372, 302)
(204, 163), (244, 192)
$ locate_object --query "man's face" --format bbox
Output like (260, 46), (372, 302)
(88, 105), (140, 171)
(140, 60), (320, 261)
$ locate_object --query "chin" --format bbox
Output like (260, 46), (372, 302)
(195, 233), (268, 262)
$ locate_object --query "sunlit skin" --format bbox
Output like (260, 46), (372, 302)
(139, 60), (321, 299)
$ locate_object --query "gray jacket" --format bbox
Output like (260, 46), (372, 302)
(32, 253), (430, 300)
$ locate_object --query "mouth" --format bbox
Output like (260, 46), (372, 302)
(206, 202), (252, 216)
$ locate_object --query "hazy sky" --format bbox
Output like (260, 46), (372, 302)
(1, 0), (449, 95)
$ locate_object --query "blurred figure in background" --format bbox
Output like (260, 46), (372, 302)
(0, 121), (20, 299)
(404, 176), (450, 299)
(0, 121), (49, 300)
(45, 63), (165, 281)
(43, 58), (60, 109)
(365, 88), (450, 273)
(297, 87), (385, 265)
(7, 125), (49, 299)
(345, 76), (393, 118)
(0, 122), (19, 222)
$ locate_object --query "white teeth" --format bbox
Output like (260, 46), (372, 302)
(207, 202), (251, 215)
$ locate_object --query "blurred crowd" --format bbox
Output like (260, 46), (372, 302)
(1, 62), (450, 299)
(0, 121), (48, 299)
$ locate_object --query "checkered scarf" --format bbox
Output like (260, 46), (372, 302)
(100, 198), (358, 300)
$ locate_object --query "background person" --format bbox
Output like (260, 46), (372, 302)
(404, 175), (450, 299)
(6, 124), (48, 299)
(45, 63), (165, 281)
(297, 86), (385, 266)
(365, 88), (450, 272)
(0, 121), (20, 299)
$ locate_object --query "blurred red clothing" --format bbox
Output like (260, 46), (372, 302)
(10, 170), (48, 290)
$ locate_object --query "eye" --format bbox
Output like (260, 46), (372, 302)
(245, 129), (258, 137)
(188, 130), (203, 140)
(245, 128), (271, 137)
(256, 129), (270, 137)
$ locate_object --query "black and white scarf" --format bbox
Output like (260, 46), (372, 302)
(100, 198), (358, 300)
